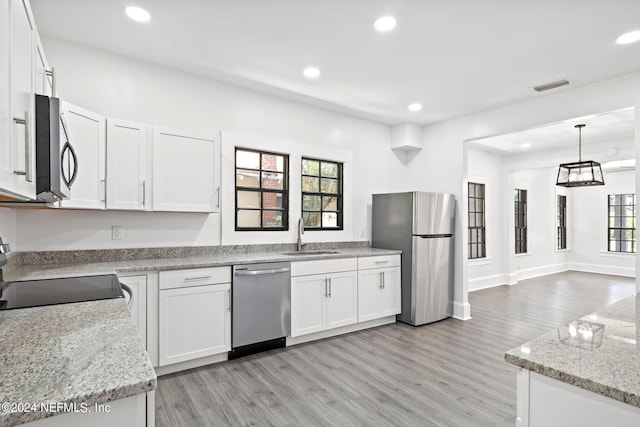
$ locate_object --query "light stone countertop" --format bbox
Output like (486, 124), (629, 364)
(505, 294), (640, 407)
(3, 247), (401, 281)
(0, 245), (399, 426)
(0, 299), (156, 427)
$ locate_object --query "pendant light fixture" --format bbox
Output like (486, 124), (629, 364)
(556, 124), (605, 187)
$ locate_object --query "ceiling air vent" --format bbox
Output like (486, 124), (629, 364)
(533, 78), (570, 92)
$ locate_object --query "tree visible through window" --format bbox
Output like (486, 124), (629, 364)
(557, 195), (567, 250)
(301, 158), (343, 230)
(608, 194), (635, 253)
(468, 182), (486, 259)
(514, 189), (527, 254)
(235, 148), (289, 231)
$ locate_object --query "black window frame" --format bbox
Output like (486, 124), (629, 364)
(607, 193), (636, 253)
(468, 182), (486, 259)
(301, 157), (344, 230)
(514, 189), (527, 254)
(234, 147), (289, 231)
(557, 194), (567, 250)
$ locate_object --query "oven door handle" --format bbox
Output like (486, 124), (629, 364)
(234, 267), (290, 276)
(120, 282), (133, 307)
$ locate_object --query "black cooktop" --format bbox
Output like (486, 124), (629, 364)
(0, 274), (124, 310)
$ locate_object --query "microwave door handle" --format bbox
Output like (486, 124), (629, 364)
(61, 142), (78, 189)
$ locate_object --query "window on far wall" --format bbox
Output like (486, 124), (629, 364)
(468, 182), (486, 259)
(608, 193), (636, 253)
(514, 189), (527, 254)
(557, 194), (567, 250)
(301, 157), (343, 230)
(235, 148), (289, 231)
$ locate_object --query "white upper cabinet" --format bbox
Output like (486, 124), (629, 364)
(58, 102), (106, 209)
(152, 127), (219, 213)
(34, 37), (52, 97)
(1, 0), (36, 199)
(106, 119), (149, 211)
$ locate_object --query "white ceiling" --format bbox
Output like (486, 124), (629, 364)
(469, 107), (635, 155)
(30, 0), (640, 125)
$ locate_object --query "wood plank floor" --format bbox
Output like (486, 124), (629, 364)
(155, 271), (635, 426)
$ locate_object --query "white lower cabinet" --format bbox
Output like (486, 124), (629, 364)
(119, 275), (147, 348)
(158, 267), (231, 366)
(357, 256), (401, 322)
(291, 258), (358, 338)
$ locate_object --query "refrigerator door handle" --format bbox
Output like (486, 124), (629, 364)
(415, 233), (453, 238)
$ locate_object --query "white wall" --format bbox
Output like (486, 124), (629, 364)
(467, 147), (507, 290)
(0, 208), (16, 250)
(570, 169), (635, 276)
(408, 72), (640, 319)
(14, 38), (407, 251)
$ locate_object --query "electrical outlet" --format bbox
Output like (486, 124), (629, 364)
(112, 226), (123, 240)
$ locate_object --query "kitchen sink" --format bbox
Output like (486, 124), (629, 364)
(282, 250), (340, 256)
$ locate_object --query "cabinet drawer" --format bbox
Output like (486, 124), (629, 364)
(291, 258), (357, 277)
(357, 254), (401, 270)
(160, 267), (231, 290)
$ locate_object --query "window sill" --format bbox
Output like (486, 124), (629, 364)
(515, 253), (531, 257)
(599, 251), (635, 257)
(468, 257), (492, 266)
(555, 248), (570, 253)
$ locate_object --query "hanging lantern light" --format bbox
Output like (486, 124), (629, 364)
(556, 124), (605, 187)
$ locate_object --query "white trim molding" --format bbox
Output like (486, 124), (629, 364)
(468, 274), (508, 292)
(569, 262), (635, 278)
(453, 301), (472, 320)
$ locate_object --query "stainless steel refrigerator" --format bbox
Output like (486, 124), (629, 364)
(372, 191), (455, 326)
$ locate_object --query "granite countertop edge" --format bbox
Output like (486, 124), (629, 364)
(504, 352), (640, 408)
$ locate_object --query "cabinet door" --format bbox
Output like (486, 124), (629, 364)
(0, 2), (13, 194)
(379, 266), (401, 317)
(34, 38), (52, 97)
(291, 274), (326, 337)
(325, 271), (357, 330)
(119, 275), (147, 348)
(357, 269), (384, 322)
(106, 119), (149, 210)
(9, 0), (35, 198)
(58, 102), (106, 209)
(159, 283), (231, 366)
(152, 127), (218, 212)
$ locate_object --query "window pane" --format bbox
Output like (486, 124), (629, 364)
(322, 212), (338, 228)
(261, 172), (284, 189)
(303, 195), (321, 211)
(320, 162), (338, 178)
(320, 178), (338, 194)
(302, 176), (319, 192)
(302, 159), (319, 176)
(262, 211), (283, 228)
(237, 210), (260, 228)
(262, 192), (282, 209)
(624, 194), (634, 205)
(303, 211), (321, 227)
(262, 153), (284, 172)
(236, 150), (260, 169)
(237, 191), (260, 209)
(477, 184), (484, 198)
(236, 169), (260, 188)
(322, 196), (338, 211)
(470, 245), (477, 259)
(468, 183), (475, 197)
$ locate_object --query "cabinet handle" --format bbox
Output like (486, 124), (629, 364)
(324, 278), (328, 298)
(216, 186), (220, 209)
(374, 260), (389, 264)
(227, 289), (231, 312)
(101, 179), (106, 205)
(13, 112), (32, 182)
(184, 275), (212, 281)
(142, 180), (146, 206)
(379, 272), (384, 289)
(382, 272), (385, 289)
(328, 277), (332, 298)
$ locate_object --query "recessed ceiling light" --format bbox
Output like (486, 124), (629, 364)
(616, 31), (640, 45)
(408, 103), (422, 112)
(374, 16), (397, 32)
(125, 6), (151, 23)
(303, 67), (320, 79)
(521, 142), (532, 148)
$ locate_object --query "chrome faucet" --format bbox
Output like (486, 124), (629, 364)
(297, 218), (305, 252)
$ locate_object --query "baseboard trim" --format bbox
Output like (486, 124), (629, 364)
(286, 316), (396, 346)
(453, 301), (471, 321)
(155, 352), (228, 376)
(568, 262), (635, 277)
(468, 274), (508, 292)
(515, 263), (569, 281)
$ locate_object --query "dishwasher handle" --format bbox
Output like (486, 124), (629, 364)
(234, 267), (291, 276)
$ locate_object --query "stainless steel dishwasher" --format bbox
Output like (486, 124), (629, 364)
(229, 262), (291, 359)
